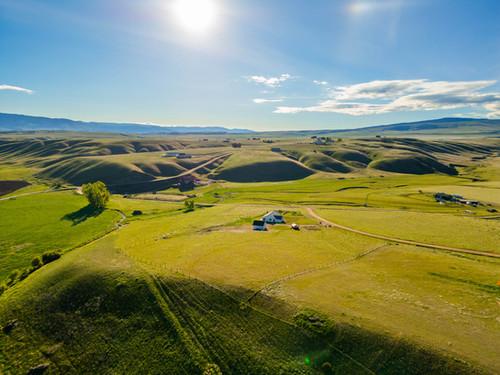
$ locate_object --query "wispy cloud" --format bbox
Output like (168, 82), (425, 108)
(275, 79), (500, 117)
(253, 98), (283, 104)
(313, 80), (329, 86)
(246, 74), (291, 88)
(0, 84), (34, 94)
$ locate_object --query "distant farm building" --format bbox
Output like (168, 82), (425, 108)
(176, 153), (192, 159)
(312, 137), (333, 145)
(232, 143), (242, 148)
(262, 211), (285, 224)
(434, 192), (480, 207)
(271, 147), (282, 152)
(164, 151), (180, 157)
(252, 220), (267, 231)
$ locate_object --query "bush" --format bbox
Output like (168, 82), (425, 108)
(294, 309), (334, 336)
(19, 268), (32, 281)
(132, 210), (143, 216)
(82, 181), (110, 209)
(42, 251), (61, 264)
(203, 364), (222, 375)
(184, 200), (195, 212)
(0, 284), (6, 296)
(6, 270), (20, 286)
(31, 256), (42, 270)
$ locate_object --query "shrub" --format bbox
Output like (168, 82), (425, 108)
(6, 270), (20, 286)
(31, 256), (42, 270)
(42, 251), (61, 264)
(0, 284), (6, 296)
(132, 210), (143, 216)
(203, 364), (222, 375)
(294, 309), (334, 336)
(184, 200), (195, 212)
(19, 268), (32, 281)
(82, 181), (110, 209)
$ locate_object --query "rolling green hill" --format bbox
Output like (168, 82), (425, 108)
(211, 151), (314, 182)
(0, 236), (479, 374)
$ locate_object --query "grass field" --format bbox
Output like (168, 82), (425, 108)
(315, 207), (500, 253)
(0, 133), (499, 373)
(0, 207), (480, 375)
(0, 192), (120, 280)
(275, 244), (500, 372)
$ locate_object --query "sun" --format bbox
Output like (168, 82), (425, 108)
(171, 0), (218, 34)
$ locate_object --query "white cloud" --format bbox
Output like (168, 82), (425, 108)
(275, 79), (500, 118)
(484, 102), (500, 118)
(313, 80), (329, 86)
(247, 74), (291, 88)
(0, 84), (34, 94)
(253, 98), (283, 104)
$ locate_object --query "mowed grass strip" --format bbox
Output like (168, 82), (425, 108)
(0, 191), (120, 279)
(315, 207), (500, 253)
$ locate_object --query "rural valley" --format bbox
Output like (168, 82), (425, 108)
(1, 117), (499, 374)
(2, 0), (500, 373)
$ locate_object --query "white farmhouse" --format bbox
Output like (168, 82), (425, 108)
(262, 211), (285, 224)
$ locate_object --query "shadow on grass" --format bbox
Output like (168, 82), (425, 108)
(62, 205), (103, 225)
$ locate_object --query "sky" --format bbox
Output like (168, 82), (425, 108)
(1, 0), (499, 131)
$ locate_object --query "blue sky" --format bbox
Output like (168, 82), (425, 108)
(1, 0), (499, 130)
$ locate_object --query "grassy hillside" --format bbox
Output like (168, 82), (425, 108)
(212, 151), (314, 182)
(298, 153), (352, 173)
(0, 192), (120, 281)
(0, 230), (479, 374)
(369, 155), (458, 175)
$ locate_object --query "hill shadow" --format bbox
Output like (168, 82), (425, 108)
(62, 204), (103, 225)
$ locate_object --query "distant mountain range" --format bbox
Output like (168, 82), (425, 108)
(0, 112), (499, 136)
(0, 113), (253, 134)
(267, 117), (500, 137)
(336, 117), (500, 135)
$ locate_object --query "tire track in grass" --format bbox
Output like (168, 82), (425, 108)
(129, 255), (376, 375)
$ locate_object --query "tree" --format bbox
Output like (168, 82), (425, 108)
(82, 181), (110, 209)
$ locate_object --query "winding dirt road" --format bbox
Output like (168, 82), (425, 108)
(305, 207), (500, 259)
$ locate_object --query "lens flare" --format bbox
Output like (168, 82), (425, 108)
(171, 0), (218, 34)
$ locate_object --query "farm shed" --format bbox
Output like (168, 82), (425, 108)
(252, 220), (267, 231)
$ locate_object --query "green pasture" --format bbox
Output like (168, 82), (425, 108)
(276, 244), (500, 372)
(315, 207), (500, 253)
(0, 191), (120, 280)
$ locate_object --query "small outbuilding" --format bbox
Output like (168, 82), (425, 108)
(262, 211), (285, 224)
(252, 220), (267, 231)
(164, 151), (180, 157)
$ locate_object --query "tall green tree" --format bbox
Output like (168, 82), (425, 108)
(82, 181), (110, 209)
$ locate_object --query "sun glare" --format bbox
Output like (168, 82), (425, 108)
(171, 0), (218, 34)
